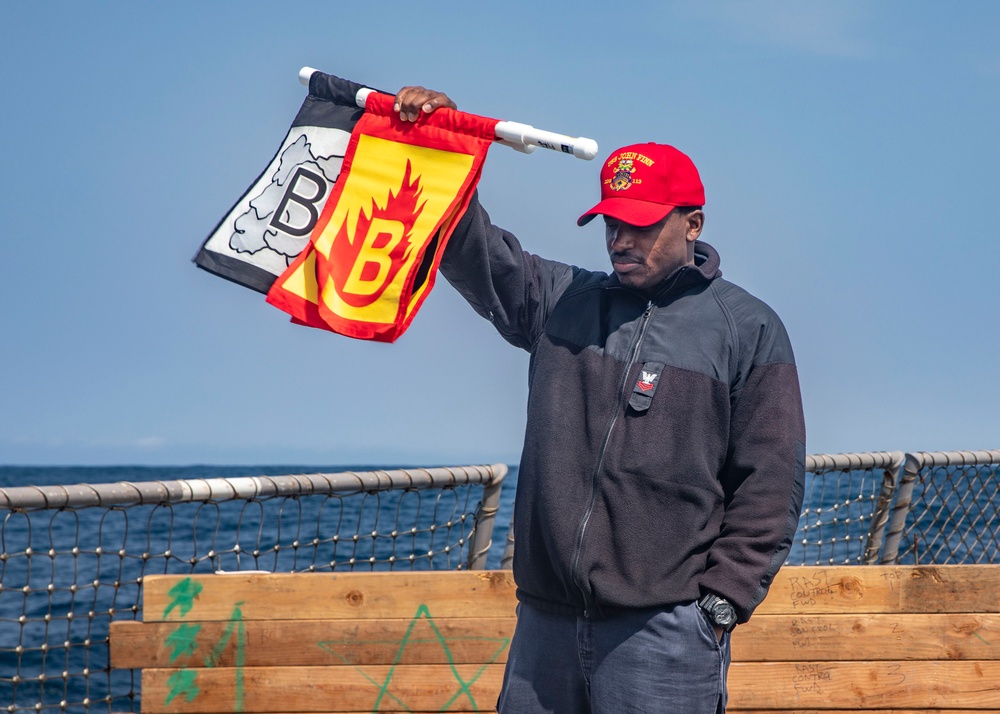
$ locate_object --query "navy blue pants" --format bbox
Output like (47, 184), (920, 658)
(497, 600), (731, 714)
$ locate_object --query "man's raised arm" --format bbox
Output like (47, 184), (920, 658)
(393, 86), (576, 350)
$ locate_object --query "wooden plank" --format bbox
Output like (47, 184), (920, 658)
(111, 617), (514, 668)
(733, 613), (1000, 661)
(755, 566), (1000, 614)
(138, 661), (1000, 712)
(116, 612), (1000, 668)
(139, 664), (504, 713)
(728, 661), (1000, 709)
(140, 566), (999, 622)
(141, 571), (517, 623)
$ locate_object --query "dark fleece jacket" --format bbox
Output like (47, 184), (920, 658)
(440, 195), (806, 623)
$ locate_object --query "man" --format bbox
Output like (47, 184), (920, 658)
(395, 87), (806, 714)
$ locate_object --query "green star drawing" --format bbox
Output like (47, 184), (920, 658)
(164, 669), (200, 705)
(318, 604), (510, 712)
(163, 577), (203, 619)
(165, 622), (201, 664)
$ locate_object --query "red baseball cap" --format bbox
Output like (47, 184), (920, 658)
(577, 143), (705, 227)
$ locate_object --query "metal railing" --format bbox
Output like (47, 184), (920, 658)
(1, 450), (998, 712)
(881, 450), (1000, 564)
(796, 451), (904, 565)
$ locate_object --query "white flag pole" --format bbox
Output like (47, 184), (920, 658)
(298, 67), (598, 160)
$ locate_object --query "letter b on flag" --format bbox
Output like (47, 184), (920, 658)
(270, 167), (328, 237)
(343, 218), (407, 297)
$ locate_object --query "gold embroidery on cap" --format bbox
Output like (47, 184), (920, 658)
(603, 153), (653, 191)
(610, 158), (635, 190)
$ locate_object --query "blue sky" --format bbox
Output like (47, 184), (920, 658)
(2, 1), (998, 466)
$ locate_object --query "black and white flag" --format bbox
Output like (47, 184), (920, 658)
(193, 72), (370, 294)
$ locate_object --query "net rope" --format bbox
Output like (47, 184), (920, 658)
(791, 465), (883, 565)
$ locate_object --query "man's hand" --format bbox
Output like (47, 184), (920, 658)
(393, 86), (457, 122)
(713, 625), (725, 642)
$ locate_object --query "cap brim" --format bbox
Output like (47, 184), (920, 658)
(577, 197), (677, 227)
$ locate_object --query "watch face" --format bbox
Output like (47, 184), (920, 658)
(712, 602), (736, 627)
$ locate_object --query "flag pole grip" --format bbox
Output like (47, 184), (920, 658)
(494, 121), (599, 161)
(298, 67), (598, 160)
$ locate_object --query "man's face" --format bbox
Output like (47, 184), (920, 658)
(605, 209), (703, 294)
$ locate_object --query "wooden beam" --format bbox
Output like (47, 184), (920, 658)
(110, 617), (514, 668)
(137, 661), (1000, 712)
(140, 566), (1000, 622)
(142, 571), (516, 623)
(728, 661), (1000, 709)
(139, 664), (505, 713)
(113, 612), (1000, 669)
(732, 613), (1000, 661)
(754, 566), (1000, 614)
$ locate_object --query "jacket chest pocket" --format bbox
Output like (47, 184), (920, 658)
(628, 361), (664, 413)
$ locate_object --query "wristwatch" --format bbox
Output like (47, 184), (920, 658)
(698, 593), (737, 632)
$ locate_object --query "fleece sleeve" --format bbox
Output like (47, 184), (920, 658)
(438, 192), (575, 351)
(699, 317), (807, 623)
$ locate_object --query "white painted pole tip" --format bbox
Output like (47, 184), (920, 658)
(298, 66), (318, 87)
(574, 139), (600, 161)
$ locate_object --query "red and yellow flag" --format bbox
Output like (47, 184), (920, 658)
(266, 92), (498, 342)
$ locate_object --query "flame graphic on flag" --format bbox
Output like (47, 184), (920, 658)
(324, 160), (426, 309)
(265, 93), (500, 341)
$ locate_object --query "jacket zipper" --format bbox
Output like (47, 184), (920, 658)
(571, 297), (654, 618)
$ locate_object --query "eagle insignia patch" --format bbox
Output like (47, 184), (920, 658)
(629, 362), (664, 413)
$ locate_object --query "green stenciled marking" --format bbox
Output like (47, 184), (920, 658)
(437, 624), (509, 710)
(163, 577), (203, 619)
(351, 667), (413, 712)
(318, 603), (511, 713)
(427, 606), (509, 713)
(369, 604), (425, 712)
(164, 669), (199, 705)
(165, 622), (202, 663)
(204, 602), (246, 712)
(974, 631), (992, 645)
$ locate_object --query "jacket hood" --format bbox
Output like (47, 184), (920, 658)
(673, 240), (722, 292)
(693, 240), (722, 281)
